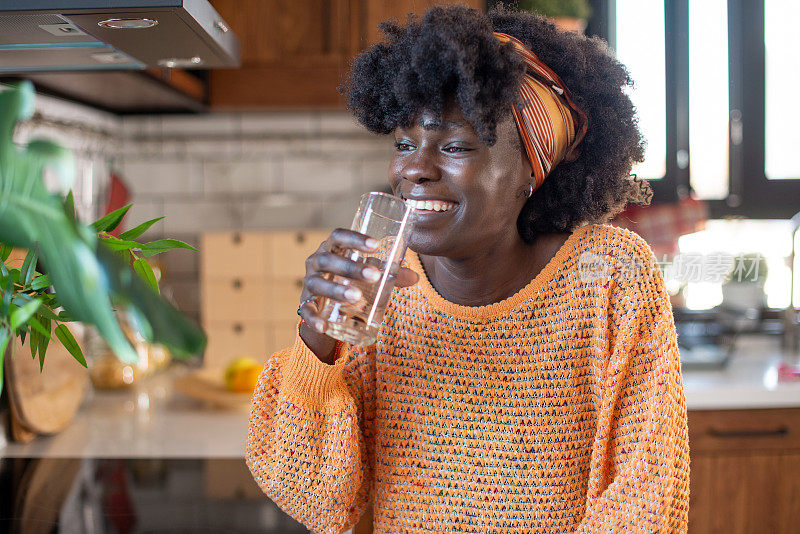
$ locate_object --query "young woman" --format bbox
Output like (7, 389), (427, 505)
(247, 5), (689, 533)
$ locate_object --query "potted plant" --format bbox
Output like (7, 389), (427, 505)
(0, 81), (206, 433)
(517, 0), (592, 33)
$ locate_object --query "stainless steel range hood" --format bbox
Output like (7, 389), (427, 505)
(0, 0), (240, 72)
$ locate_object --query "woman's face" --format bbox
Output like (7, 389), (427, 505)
(389, 104), (532, 259)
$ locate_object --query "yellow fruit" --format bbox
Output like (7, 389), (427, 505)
(224, 356), (263, 392)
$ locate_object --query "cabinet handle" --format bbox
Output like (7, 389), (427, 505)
(232, 278), (242, 289)
(233, 323), (243, 334)
(707, 426), (789, 438)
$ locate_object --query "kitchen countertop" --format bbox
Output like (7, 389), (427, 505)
(681, 334), (800, 410)
(2, 334), (799, 459)
(1, 367), (251, 459)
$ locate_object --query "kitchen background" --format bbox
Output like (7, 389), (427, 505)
(1, 0), (799, 533)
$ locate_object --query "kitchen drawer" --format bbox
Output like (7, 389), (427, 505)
(203, 321), (269, 369)
(266, 230), (329, 280)
(201, 232), (269, 278)
(688, 408), (800, 453)
(202, 278), (269, 323)
(266, 279), (304, 323)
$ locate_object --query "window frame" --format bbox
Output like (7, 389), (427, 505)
(595, 0), (800, 219)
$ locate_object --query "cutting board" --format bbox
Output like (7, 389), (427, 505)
(4, 323), (89, 440)
(173, 367), (254, 410)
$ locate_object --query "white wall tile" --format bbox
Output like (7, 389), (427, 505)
(316, 195), (362, 229)
(184, 139), (241, 159)
(319, 112), (362, 135)
(240, 112), (318, 136)
(282, 158), (358, 194)
(36, 92), (120, 134)
(359, 157), (393, 192)
(241, 198), (327, 229)
(122, 160), (204, 197)
(126, 199), (166, 238)
(161, 139), (187, 158)
(162, 199), (243, 233)
(160, 114), (239, 137)
(121, 116), (162, 139)
(203, 159), (280, 194)
(316, 138), (391, 158)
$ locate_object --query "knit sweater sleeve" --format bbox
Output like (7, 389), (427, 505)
(245, 328), (373, 534)
(575, 234), (690, 533)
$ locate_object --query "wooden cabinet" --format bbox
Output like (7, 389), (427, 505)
(688, 408), (800, 533)
(209, 0), (483, 109)
(200, 229), (330, 367)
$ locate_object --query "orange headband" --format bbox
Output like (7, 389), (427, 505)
(494, 32), (589, 192)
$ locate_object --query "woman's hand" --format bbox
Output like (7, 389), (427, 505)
(297, 228), (419, 364)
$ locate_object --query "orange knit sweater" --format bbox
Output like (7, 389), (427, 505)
(246, 223), (690, 533)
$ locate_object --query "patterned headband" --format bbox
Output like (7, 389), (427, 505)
(494, 32), (589, 192)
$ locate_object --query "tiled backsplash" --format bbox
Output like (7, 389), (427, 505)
(11, 88), (394, 329)
(12, 91), (120, 223)
(119, 110), (393, 324)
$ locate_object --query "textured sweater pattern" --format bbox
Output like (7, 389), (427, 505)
(246, 223), (690, 533)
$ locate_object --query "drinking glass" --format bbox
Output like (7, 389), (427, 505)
(320, 192), (413, 345)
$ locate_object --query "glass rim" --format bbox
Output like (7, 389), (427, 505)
(362, 191), (403, 202)
(360, 191), (411, 213)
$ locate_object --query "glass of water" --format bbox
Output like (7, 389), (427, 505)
(320, 192), (414, 346)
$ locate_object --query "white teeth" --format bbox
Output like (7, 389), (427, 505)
(404, 199), (457, 212)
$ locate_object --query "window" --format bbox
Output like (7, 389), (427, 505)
(688, 0), (729, 200)
(764, 0), (800, 180)
(614, 0), (666, 180)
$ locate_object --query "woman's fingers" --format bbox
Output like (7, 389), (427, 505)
(298, 298), (328, 334)
(312, 252), (382, 284)
(328, 228), (378, 254)
(396, 266), (420, 288)
(304, 274), (363, 304)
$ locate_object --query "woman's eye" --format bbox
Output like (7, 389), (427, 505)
(443, 145), (471, 154)
(394, 141), (415, 152)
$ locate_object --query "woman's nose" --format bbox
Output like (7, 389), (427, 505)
(401, 149), (441, 184)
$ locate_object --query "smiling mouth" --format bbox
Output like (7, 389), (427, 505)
(403, 198), (459, 213)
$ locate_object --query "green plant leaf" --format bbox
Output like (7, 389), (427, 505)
(63, 190), (75, 220)
(2, 275), (13, 316)
(9, 299), (40, 331)
(100, 238), (142, 252)
(29, 274), (51, 290)
(96, 246), (205, 357)
(0, 82), (203, 367)
(133, 258), (159, 294)
(119, 217), (164, 241)
(38, 321), (50, 369)
(57, 310), (76, 322)
(0, 244), (11, 261)
(0, 328), (8, 396)
(20, 249), (37, 286)
(54, 324), (86, 367)
(29, 326), (40, 360)
(27, 314), (51, 339)
(7, 267), (20, 286)
(139, 239), (198, 257)
(91, 204), (132, 233)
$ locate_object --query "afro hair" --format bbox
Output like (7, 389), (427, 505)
(342, 4), (652, 243)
